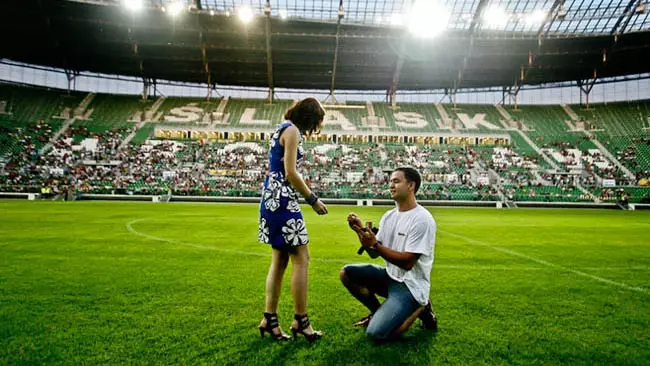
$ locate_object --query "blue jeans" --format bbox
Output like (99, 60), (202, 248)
(343, 264), (421, 341)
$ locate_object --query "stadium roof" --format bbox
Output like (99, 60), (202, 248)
(192, 0), (650, 34)
(1, 0), (650, 91)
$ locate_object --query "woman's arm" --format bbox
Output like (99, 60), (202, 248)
(280, 125), (328, 215)
(281, 125), (311, 198)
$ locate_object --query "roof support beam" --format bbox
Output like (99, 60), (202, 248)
(469, 0), (490, 34)
(327, 1), (344, 103)
(506, 0), (563, 107)
(201, 40), (213, 100)
(388, 53), (404, 109)
(64, 69), (79, 93)
(577, 73), (598, 109)
(196, 13), (213, 100)
(264, 1), (275, 104)
(582, 0), (638, 108)
(142, 77), (155, 102)
(125, 14), (146, 87)
(451, 0), (490, 107)
(37, 0), (70, 85)
(610, 0), (638, 35)
(537, 0), (564, 46)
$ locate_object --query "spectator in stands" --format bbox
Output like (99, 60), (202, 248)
(617, 189), (630, 209)
(258, 98), (327, 342)
(340, 167), (438, 342)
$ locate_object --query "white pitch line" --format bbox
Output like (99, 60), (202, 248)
(439, 229), (649, 294)
(125, 218), (548, 270)
(127, 218), (349, 264)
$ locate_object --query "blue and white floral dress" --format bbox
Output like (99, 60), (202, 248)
(258, 122), (308, 251)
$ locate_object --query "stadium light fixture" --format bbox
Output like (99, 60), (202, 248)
(123, 0), (143, 12)
(526, 10), (547, 25)
(279, 9), (288, 20)
(209, 9), (215, 16)
(167, 1), (185, 17)
(390, 13), (403, 26)
(407, 0), (449, 38)
(238, 6), (254, 24)
(482, 6), (509, 29)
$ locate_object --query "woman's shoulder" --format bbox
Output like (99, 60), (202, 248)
(278, 122), (299, 137)
(274, 121), (297, 134)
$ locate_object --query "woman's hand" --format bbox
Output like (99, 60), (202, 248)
(311, 200), (328, 215)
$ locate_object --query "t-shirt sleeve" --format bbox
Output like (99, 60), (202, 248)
(405, 214), (435, 255)
(375, 214), (387, 244)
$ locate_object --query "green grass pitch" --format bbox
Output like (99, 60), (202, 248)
(1, 200), (649, 365)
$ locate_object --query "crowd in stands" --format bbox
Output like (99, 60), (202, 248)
(1, 120), (649, 203)
(1, 121), (57, 191)
(612, 137), (650, 182)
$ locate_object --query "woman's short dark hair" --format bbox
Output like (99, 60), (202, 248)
(284, 98), (325, 135)
(394, 167), (421, 194)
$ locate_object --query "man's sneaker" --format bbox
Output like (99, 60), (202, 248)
(418, 301), (437, 331)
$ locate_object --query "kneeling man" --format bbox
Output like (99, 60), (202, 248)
(341, 167), (438, 342)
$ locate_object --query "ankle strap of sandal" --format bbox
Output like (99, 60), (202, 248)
(294, 313), (310, 330)
(263, 312), (280, 328)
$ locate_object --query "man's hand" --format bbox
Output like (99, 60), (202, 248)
(351, 221), (378, 249)
(347, 212), (363, 230)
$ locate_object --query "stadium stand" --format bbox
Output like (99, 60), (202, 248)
(1, 84), (649, 204)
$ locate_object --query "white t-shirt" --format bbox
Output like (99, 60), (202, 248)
(376, 204), (436, 306)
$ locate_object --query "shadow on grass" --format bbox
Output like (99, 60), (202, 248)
(287, 328), (438, 365)
(193, 320), (440, 365)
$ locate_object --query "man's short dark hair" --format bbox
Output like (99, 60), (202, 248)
(394, 167), (421, 194)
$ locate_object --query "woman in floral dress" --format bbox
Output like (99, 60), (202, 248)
(258, 98), (328, 342)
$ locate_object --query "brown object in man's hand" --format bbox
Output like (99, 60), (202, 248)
(347, 212), (363, 229)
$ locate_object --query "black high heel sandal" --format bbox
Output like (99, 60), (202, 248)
(290, 313), (322, 343)
(259, 312), (290, 341)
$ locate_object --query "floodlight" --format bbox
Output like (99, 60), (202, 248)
(279, 9), (288, 20)
(482, 6), (508, 29)
(526, 10), (547, 25)
(238, 6), (254, 23)
(123, 0), (143, 12)
(167, 1), (184, 17)
(209, 9), (215, 16)
(407, 0), (449, 38)
(390, 13), (403, 26)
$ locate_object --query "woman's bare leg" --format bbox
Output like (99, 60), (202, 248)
(290, 245), (316, 334)
(260, 249), (289, 334)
